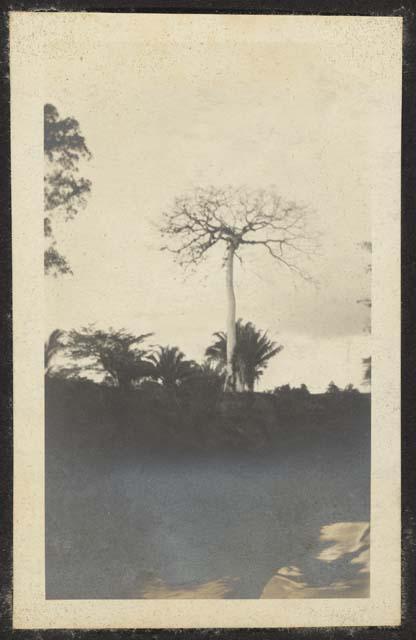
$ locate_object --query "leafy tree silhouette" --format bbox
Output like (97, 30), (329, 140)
(67, 327), (154, 390)
(326, 381), (340, 394)
(44, 104), (92, 276)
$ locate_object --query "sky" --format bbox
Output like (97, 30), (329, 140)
(39, 14), (399, 392)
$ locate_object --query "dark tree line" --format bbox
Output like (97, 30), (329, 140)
(45, 322), (361, 396)
(44, 320), (283, 393)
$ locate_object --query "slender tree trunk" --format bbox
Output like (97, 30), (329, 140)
(236, 370), (245, 392)
(224, 242), (237, 391)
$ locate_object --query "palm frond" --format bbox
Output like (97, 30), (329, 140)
(151, 345), (196, 387)
(205, 319), (283, 391)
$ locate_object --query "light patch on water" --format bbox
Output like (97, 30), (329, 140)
(261, 575), (354, 598)
(277, 566), (303, 577)
(317, 522), (369, 563)
(142, 576), (239, 599)
(140, 522), (370, 599)
(261, 521), (370, 598)
(351, 548), (370, 573)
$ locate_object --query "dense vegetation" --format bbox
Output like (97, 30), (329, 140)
(45, 317), (369, 461)
(46, 375), (370, 463)
(45, 321), (367, 394)
(44, 106), (370, 458)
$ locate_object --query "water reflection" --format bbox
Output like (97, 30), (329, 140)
(138, 522), (370, 599)
(143, 577), (239, 599)
(261, 522), (370, 598)
(318, 522), (370, 563)
(46, 452), (370, 599)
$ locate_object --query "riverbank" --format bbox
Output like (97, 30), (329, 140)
(46, 377), (370, 462)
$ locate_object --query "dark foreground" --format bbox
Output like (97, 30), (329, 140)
(45, 379), (370, 599)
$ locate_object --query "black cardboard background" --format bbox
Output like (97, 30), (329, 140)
(0, 2), (415, 637)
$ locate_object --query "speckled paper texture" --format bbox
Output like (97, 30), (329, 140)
(10, 12), (401, 629)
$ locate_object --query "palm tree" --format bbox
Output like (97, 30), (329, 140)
(45, 329), (65, 375)
(193, 360), (226, 392)
(149, 346), (196, 388)
(198, 360), (225, 381)
(206, 319), (283, 392)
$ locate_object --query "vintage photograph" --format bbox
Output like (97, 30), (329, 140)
(9, 12), (403, 628)
(42, 14), (374, 601)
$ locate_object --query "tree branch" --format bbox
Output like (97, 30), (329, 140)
(160, 186), (317, 279)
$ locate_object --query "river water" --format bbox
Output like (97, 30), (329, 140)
(46, 439), (370, 599)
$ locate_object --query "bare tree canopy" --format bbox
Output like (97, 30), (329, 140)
(161, 186), (315, 278)
(161, 186), (315, 391)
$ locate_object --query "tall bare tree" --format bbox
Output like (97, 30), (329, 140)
(161, 186), (314, 391)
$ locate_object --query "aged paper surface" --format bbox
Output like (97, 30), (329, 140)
(11, 12), (401, 628)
